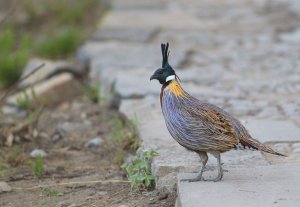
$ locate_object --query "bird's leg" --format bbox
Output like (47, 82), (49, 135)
(202, 165), (215, 172)
(181, 152), (208, 182)
(203, 163), (228, 172)
(203, 152), (223, 182)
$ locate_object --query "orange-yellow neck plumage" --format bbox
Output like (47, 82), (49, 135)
(166, 80), (185, 97)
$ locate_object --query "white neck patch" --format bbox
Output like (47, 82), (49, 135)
(166, 75), (175, 82)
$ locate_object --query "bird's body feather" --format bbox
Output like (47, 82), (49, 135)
(161, 80), (284, 156)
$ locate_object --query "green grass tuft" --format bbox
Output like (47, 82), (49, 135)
(30, 155), (44, 179)
(41, 187), (63, 197)
(112, 118), (139, 150)
(35, 28), (79, 59)
(82, 83), (103, 103)
(0, 28), (31, 86)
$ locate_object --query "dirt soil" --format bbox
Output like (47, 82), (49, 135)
(0, 98), (176, 207)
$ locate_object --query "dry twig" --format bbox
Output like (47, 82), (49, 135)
(0, 1), (16, 29)
(0, 63), (45, 106)
(12, 179), (130, 190)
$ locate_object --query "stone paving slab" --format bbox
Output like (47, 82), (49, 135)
(100, 10), (211, 30)
(80, 42), (188, 71)
(111, 0), (170, 11)
(92, 27), (156, 43)
(99, 68), (159, 98)
(177, 163), (300, 207)
(244, 119), (300, 143)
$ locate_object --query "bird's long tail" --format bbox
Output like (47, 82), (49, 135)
(238, 137), (287, 157)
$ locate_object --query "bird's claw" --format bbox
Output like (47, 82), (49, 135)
(203, 166), (228, 173)
(203, 166), (214, 172)
(180, 175), (204, 182)
(202, 177), (222, 182)
(180, 175), (223, 182)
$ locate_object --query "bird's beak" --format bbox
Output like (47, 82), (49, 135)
(150, 74), (158, 81)
(150, 68), (163, 81)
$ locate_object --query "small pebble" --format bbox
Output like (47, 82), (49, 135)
(30, 149), (47, 158)
(56, 201), (70, 207)
(80, 112), (87, 119)
(14, 135), (21, 143)
(52, 133), (63, 142)
(58, 120), (91, 133)
(0, 182), (12, 193)
(96, 191), (108, 196)
(33, 129), (39, 138)
(10, 173), (25, 181)
(84, 137), (103, 148)
(85, 196), (94, 201)
(158, 192), (168, 200)
(39, 132), (50, 140)
(143, 191), (152, 196)
(148, 200), (156, 205)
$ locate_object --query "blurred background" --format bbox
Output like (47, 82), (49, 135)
(0, 0), (105, 86)
(0, 0), (300, 206)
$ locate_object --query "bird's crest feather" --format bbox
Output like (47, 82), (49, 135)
(161, 42), (181, 82)
(161, 43), (170, 68)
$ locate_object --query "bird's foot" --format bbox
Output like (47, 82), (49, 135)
(203, 170), (223, 182)
(202, 166), (228, 173)
(202, 176), (222, 182)
(221, 163), (228, 172)
(203, 165), (215, 172)
(181, 174), (223, 182)
(180, 175), (204, 182)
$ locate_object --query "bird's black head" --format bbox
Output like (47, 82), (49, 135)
(150, 43), (177, 85)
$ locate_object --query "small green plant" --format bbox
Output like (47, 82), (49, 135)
(0, 160), (5, 171)
(111, 118), (139, 150)
(82, 83), (102, 103)
(112, 118), (125, 143)
(41, 187), (63, 197)
(114, 150), (125, 166)
(0, 28), (31, 86)
(0, 159), (8, 172)
(35, 28), (80, 59)
(16, 88), (37, 110)
(11, 146), (19, 161)
(122, 150), (159, 190)
(0, 158), (9, 178)
(127, 119), (140, 150)
(30, 155), (44, 179)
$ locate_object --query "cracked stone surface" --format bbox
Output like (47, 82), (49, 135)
(80, 0), (300, 205)
(178, 164), (300, 207)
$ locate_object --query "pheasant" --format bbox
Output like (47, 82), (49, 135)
(150, 43), (285, 182)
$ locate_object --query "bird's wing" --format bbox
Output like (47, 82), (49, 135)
(184, 104), (239, 151)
